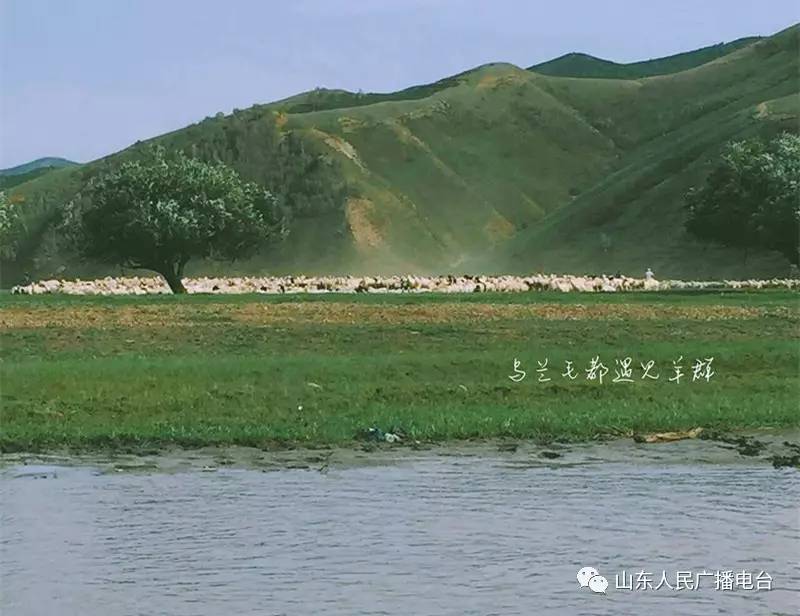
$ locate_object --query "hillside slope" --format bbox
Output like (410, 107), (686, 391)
(3, 63), (623, 281)
(499, 25), (799, 277)
(528, 37), (760, 79)
(2, 26), (798, 285)
(0, 157), (78, 176)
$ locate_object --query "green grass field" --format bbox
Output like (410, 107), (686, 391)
(1, 290), (797, 453)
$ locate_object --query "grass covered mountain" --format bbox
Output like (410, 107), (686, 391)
(0, 157), (80, 191)
(2, 26), (798, 285)
(0, 157), (78, 176)
(528, 36), (761, 79)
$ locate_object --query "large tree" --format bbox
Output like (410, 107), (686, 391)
(685, 133), (800, 265)
(66, 147), (283, 292)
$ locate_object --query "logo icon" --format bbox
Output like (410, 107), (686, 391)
(577, 566), (608, 594)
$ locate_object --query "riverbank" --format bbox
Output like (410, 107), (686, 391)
(1, 290), (797, 453)
(4, 428), (800, 475)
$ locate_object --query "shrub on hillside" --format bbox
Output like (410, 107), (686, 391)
(0, 192), (26, 260)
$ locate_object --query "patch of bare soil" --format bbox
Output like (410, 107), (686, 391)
(0, 302), (789, 330)
(346, 198), (384, 251)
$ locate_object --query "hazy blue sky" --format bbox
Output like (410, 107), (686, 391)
(1, 0), (797, 168)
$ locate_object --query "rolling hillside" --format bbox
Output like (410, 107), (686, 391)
(2, 25), (798, 285)
(528, 37), (760, 79)
(500, 25), (799, 277)
(0, 157), (78, 176)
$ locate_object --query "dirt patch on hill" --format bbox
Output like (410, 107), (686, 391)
(484, 211), (517, 241)
(311, 129), (369, 173)
(338, 116), (366, 133)
(274, 111), (289, 128)
(476, 72), (531, 90)
(346, 198), (384, 251)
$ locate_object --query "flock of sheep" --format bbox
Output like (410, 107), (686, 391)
(10, 274), (800, 295)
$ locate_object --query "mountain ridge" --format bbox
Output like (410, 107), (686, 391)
(2, 25), (797, 285)
(0, 157), (79, 177)
(528, 36), (762, 79)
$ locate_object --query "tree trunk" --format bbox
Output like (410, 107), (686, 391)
(161, 265), (187, 294)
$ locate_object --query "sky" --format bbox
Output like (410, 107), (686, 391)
(1, 0), (798, 168)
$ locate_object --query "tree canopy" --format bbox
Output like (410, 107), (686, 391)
(66, 147), (284, 292)
(0, 191), (29, 260)
(685, 132), (800, 266)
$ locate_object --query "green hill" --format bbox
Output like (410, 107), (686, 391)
(528, 37), (761, 79)
(498, 26), (799, 277)
(0, 157), (80, 193)
(2, 26), (798, 286)
(0, 157), (78, 177)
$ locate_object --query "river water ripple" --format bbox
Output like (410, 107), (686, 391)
(2, 444), (798, 615)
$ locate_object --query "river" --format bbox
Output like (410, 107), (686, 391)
(2, 438), (798, 615)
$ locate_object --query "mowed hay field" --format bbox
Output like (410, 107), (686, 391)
(0, 291), (798, 452)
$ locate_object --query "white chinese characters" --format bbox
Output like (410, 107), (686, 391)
(510, 356), (715, 384)
(577, 566), (773, 595)
(614, 569), (772, 592)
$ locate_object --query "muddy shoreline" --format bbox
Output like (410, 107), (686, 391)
(4, 429), (799, 475)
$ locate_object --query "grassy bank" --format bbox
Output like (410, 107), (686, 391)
(0, 291), (797, 452)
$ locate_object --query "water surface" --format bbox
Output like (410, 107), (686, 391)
(2, 441), (798, 615)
